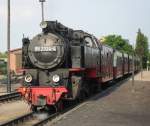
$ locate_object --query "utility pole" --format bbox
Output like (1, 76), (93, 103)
(141, 57), (143, 80)
(39, 0), (46, 22)
(132, 42), (135, 93)
(132, 54), (135, 92)
(7, 0), (11, 93)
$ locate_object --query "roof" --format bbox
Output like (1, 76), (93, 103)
(10, 48), (22, 55)
(10, 48), (22, 52)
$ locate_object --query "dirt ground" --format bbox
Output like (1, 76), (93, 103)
(0, 76), (29, 124)
(51, 71), (150, 126)
(0, 100), (30, 125)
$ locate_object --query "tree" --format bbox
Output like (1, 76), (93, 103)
(135, 29), (149, 68)
(0, 52), (7, 58)
(101, 35), (134, 54)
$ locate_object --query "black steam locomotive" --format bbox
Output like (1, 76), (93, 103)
(18, 21), (140, 111)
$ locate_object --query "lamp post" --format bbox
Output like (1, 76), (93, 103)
(39, 0), (46, 22)
(7, 0), (11, 93)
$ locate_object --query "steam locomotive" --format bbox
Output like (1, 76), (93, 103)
(18, 21), (140, 111)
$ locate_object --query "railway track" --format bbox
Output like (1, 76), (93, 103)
(1, 112), (33, 126)
(1, 103), (77, 126)
(0, 92), (21, 103)
(1, 112), (58, 126)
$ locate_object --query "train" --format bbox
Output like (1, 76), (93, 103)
(18, 21), (140, 111)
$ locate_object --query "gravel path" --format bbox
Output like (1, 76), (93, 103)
(51, 71), (150, 126)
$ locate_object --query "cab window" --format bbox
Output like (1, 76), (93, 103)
(84, 37), (93, 47)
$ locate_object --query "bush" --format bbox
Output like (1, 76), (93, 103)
(0, 63), (7, 75)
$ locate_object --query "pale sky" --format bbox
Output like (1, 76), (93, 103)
(0, 0), (150, 52)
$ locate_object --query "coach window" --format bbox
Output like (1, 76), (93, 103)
(84, 37), (93, 47)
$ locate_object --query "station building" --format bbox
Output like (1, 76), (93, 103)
(10, 48), (22, 75)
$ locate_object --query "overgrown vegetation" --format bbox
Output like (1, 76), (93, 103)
(0, 52), (7, 58)
(0, 52), (7, 75)
(0, 63), (7, 75)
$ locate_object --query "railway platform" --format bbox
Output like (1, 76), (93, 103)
(51, 71), (150, 126)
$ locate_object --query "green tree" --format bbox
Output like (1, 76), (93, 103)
(0, 52), (7, 75)
(101, 35), (133, 54)
(135, 29), (149, 68)
(0, 52), (7, 58)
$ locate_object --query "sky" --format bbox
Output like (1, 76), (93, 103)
(0, 0), (150, 52)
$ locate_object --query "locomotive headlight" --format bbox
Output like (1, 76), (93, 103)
(52, 75), (60, 83)
(25, 74), (33, 83)
(40, 21), (48, 29)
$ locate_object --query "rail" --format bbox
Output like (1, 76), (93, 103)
(0, 112), (33, 126)
(0, 92), (21, 103)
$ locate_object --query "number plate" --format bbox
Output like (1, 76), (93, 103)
(34, 46), (57, 52)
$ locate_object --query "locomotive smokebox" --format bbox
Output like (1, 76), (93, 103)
(28, 33), (65, 69)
